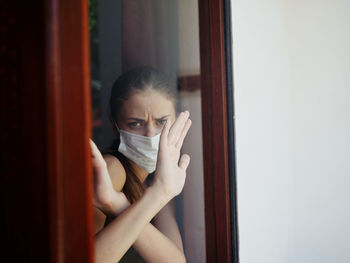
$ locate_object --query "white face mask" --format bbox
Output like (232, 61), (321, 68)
(118, 128), (160, 173)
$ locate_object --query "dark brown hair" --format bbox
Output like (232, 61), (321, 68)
(109, 66), (178, 203)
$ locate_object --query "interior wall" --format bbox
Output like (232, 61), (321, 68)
(178, 0), (205, 262)
(286, 1), (350, 262)
(178, 0), (200, 76)
(231, 0), (350, 262)
(180, 90), (206, 263)
(231, 1), (294, 262)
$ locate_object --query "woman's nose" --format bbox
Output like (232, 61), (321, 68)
(144, 124), (158, 137)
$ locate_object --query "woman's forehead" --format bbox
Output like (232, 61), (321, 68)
(119, 90), (175, 119)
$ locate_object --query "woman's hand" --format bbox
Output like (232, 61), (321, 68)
(152, 111), (192, 201)
(90, 139), (129, 216)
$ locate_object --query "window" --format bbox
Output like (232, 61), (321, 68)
(1, 0), (237, 262)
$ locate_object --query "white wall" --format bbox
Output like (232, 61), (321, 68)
(232, 0), (350, 262)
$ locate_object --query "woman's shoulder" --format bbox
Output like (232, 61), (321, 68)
(103, 153), (126, 192)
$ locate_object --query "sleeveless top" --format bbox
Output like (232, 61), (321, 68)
(119, 247), (145, 263)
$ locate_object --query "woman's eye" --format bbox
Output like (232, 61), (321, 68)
(157, 119), (167, 126)
(128, 122), (143, 127)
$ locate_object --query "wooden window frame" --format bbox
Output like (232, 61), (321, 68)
(46, 0), (94, 262)
(48, 0), (238, 262)
(199, 0), (239, 262)
(1, 0), (238, 262)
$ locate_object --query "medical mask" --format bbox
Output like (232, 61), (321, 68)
(118, 128), (160, 173)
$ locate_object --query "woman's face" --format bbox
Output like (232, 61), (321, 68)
(117, 88), (176, 137)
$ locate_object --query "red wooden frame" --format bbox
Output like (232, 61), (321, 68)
(1, 0), (94, 262)
(46, 0), (94, 262)
(1, 1), (51, 262)
(199, 0), (233, 262)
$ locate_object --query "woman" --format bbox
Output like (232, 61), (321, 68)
(92, 67), (191, 263)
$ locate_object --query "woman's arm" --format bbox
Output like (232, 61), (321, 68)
(99, 156), (185, 262)
(132, 202), (185, 262)
(95, 184), (177, 263)
(152, 201), (183, 251)
(92, 111), (192, 263)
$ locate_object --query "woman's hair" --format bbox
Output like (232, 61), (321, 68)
(110, 66), (178, 122)
(109, 66), (178, 203)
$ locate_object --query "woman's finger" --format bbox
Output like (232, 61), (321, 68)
(178, 154), (191, 171)
(168, 111), (190, 144)
(160, 118), (171, 147)
(90, 139), (98, 155)
(90, 139), (100, 156)
(90, 139), (105, 166)
(175, 119), (192, 150)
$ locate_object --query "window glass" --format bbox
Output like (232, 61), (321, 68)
(90, 1), (206, 262)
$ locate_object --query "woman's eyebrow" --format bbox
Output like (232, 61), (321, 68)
(126, 118), (145, 121)
(156, 115), (170, 120)
(126, 115), (170, 121)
